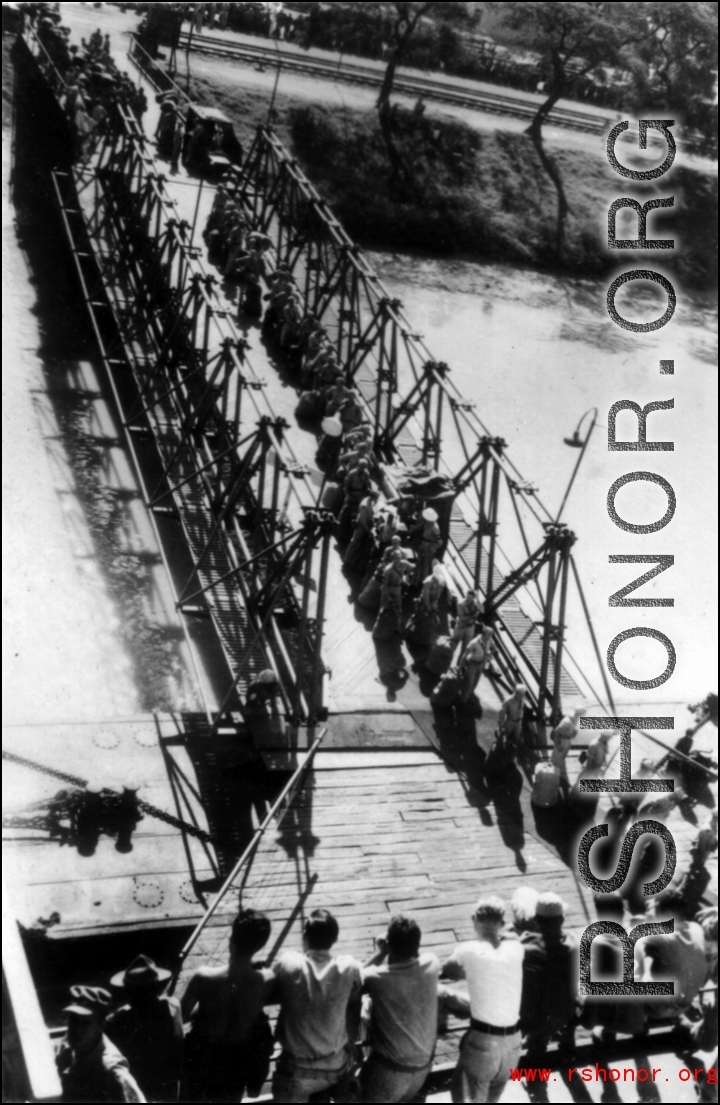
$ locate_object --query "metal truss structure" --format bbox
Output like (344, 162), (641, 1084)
(21, 29), (333, 731)
(232, 125), (614, 724)
(22, 20), (616, 733)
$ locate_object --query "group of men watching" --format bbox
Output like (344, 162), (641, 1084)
(56, 881), (717, 1104)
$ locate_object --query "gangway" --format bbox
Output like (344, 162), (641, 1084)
(126, 28), (608, 727)
(22, 13), (611, 748)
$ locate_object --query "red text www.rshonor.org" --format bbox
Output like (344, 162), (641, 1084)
(509, 1065), (718, 1084)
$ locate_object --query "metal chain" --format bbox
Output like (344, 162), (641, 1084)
(2, 750), (215, 845)
(136, 798), (214, 844)
(2, 749), (86, 788)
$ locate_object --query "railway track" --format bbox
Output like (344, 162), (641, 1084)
(178, 31), (615, 136)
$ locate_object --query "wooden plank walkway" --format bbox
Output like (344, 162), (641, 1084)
(177, 718), (718, 989)
(177, 744), (594, 991)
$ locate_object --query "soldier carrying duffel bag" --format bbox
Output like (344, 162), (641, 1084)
(425, 634), (453, 676)
(430, 665), (462, 708)
(531, 762), (561, 808)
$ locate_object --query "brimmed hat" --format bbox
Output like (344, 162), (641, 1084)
(110, 955), (171, 991)
(63, 985), (112, 1017)
(535, 892), (565, 919)
(422, 507), (438, 522)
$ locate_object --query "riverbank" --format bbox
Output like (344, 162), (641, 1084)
(190, 72), (717, 293)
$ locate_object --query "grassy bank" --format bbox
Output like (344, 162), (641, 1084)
(190, 73), (717, 294)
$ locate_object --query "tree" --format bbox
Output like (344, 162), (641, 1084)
(491, 2), (718, 253)
(632, 2), (718, 148)
(489, 3), (654, 255)
(300, 2), (480, 188)
(374, 2), (477, 189)
(375, 2), (436, 188)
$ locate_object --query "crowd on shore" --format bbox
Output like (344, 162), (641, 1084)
(56, 878), (717, 1104)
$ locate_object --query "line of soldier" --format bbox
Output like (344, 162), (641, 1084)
(198, 186), (471, 658)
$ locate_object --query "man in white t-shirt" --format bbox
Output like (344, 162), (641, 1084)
(440, 895), (524, 1103)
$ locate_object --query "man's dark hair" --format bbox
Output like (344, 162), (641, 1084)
(387, 915), (421, 959)
(594, 894), (625, 921)
(536, 913), (564, 932)
(231, 908), (271, 955)
(304, 909), (339, 951)
(655, 887), (688, 921)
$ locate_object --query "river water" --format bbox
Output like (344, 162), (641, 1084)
(369, 250), (718, 707)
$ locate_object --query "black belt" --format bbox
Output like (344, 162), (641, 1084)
(470, 1018), (520, 1037)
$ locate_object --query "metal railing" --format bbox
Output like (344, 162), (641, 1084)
(169, 727), (327, 991)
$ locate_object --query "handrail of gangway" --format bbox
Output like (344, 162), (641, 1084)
(168, 726), (327, 992)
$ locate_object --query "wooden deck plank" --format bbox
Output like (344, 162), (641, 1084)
(177, 748), (599, 992)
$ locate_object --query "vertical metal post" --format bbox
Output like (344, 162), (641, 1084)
(485, 460), (501, 603)
(475, 446), (488, 589)
(202, 296), (212, 369)
(255, 425), (268, 550)
(337, 254), (347, 362)
(233, 370), (243, 449)
(304, 220), (313, 306)
(389, 314), (398, 429)
(421, 370), (432, 465)
(348, 260), (359, 371)
(270, 440), (282, 522)
(177, 242), (188, 299)
(538, 542), (558, 722)
(309, 521), (331, 721)
(551, 542), (571, 723)
(294, 529), (313, 723)
(376, 306), (389, 440)
(434, 379), (444, 472)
